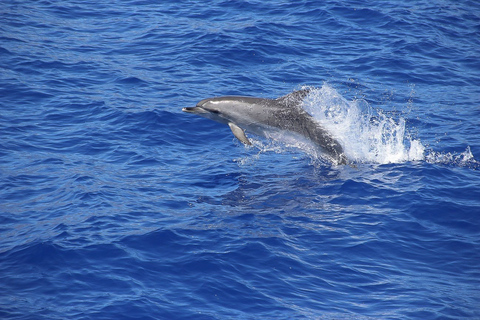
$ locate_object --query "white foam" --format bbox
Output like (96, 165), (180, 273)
(425, 146), (476, 167)
(302, 84), (425, 164)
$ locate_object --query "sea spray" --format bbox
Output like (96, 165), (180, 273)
(302, 84), (425, 164)
(425, 146), (477, 167)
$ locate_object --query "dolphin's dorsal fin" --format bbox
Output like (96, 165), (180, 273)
(228, 122), (252, 145)
(276, 89), (311, 106)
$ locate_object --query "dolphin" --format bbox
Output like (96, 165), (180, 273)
(182, 89), (347, 165)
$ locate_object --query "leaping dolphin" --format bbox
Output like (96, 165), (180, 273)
(182, 89), (347, 165)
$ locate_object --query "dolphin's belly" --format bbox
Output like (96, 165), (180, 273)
(238, 114), (347, 164)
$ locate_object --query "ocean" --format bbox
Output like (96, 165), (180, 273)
(1, 0), (479, 319)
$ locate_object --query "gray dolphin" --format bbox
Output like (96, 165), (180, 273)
(182, 89), (347, 165)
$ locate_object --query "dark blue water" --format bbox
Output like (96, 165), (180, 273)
(1, 1), (479, 319)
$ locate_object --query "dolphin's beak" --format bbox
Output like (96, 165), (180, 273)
(182, 106), (207, 114)
(182, 107), (194, 113)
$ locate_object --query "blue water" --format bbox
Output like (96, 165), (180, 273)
(1, 0), (479, 319)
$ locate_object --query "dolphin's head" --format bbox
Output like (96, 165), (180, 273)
(182, 97), (250, 125)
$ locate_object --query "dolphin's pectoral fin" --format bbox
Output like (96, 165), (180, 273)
(228, 122), (251, 145)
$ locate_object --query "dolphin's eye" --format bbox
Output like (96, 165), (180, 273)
(210, 110), (220, 114)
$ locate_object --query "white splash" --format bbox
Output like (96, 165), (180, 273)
(425, 146), (475, 167)
(302, 84), (425, 164)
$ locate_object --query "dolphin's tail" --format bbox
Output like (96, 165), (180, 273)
(306, 123), (347, 165)
(337, 152), (348, 165)
(321, 136), (347, 165)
